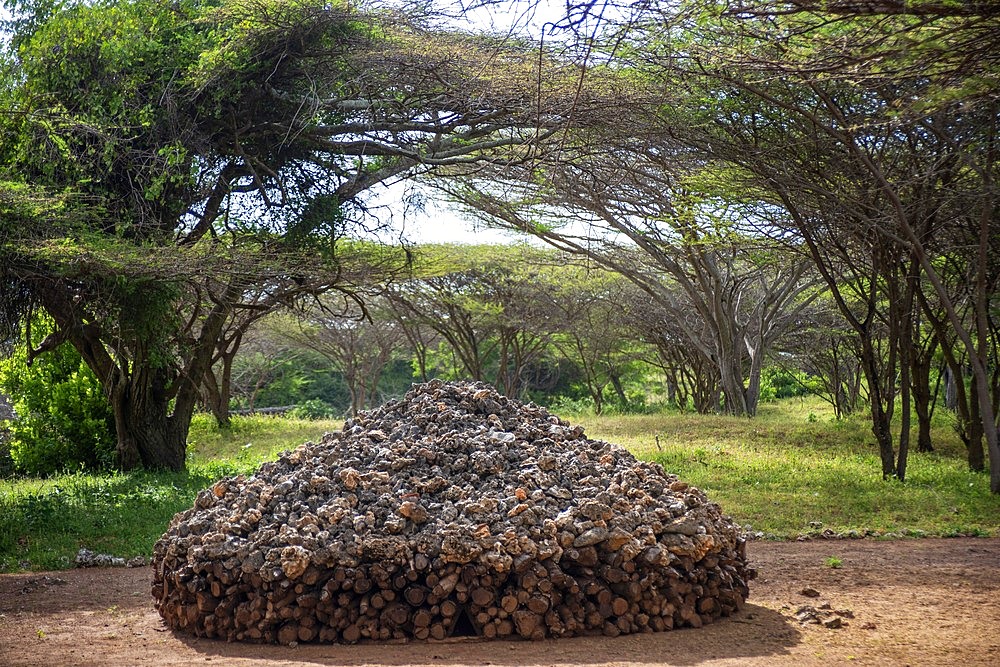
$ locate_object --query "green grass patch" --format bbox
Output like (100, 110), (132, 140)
(185, 413), (341, 461)
(2, 400), (998, 573)
(1, 467), (223, 571)
(578, 398), (1000, 539)
(0, 414), (338, 572)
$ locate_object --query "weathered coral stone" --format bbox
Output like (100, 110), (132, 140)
(151, 380), (753, 643)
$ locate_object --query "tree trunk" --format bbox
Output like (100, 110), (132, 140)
(965, 376), (988, 473)
(609, 372), (628, 407)
(859, 337), (896, 479)
(907, 279), (936, 453)
(912, 383), (934, 453)
(718, 353), (749, 416)
(944, 365), (959, 412)
(109, 372), (187, 471)
(744, 338), (764, 418)
(897, 313), (911, 482)
(911, 354), (935, 453)
(871, 400), (896, 480)
(346, 372), (361, 417)
(921, 299), (984, 470)
(963, 425), (986, 472)
(590, 384), (604, 415)
(213, 348), (236, 428)
(894, 261), (919, 481)
(202, 355), (233, 428)
(37, 291), (188, 471)
(959, 365), (986, 472)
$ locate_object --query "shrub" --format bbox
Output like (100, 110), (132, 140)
(759, 366), (811, 402)
(289, 399), (336, 420)
(0, 319), (116, 475)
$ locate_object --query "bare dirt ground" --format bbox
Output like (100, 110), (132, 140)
(2, 538), (998, 667)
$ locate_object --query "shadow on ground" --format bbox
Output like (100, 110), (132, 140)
(175, 604), (800, 667)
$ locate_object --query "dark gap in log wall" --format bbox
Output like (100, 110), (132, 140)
(450, 605), (480, 637)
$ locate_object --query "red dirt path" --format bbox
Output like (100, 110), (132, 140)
(2, 538), (999, 667)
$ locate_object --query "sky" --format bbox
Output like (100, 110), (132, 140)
(366, 181), (532, 246)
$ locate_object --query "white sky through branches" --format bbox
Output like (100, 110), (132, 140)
(374, 0), (570, 245)
(0, 1), (572, 245)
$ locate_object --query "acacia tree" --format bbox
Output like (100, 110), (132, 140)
(385, 245), (562, 397)
(772, 298), (863, 420)
(280, 294), (407, 416)
(545, 268), (648, 414)
(195, 242), (409, 426)
(625, 287), (723, 413)
(444, 135), (820, 416)
(0, 0), (581, 470)
(630, 0), (1000, 485)
(225, 322), (302, 413)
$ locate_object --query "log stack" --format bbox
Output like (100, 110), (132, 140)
(151, 380), (753, 643)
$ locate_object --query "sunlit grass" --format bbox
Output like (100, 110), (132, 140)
(578, 397), (998, 539)
(1, 399), (998, 573)
(0, 414), (338, 572)
(185, 413), (341, 461)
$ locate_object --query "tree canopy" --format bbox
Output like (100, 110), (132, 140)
(0, 0), (586, 470)
(424, 0), (1000, 488)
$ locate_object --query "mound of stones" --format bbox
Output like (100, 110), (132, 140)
(151, 380), (753, 644)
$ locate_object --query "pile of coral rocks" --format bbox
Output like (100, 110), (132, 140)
(152, 380), (752, 643)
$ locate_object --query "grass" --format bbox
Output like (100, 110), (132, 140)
(578, 396), (1000, 539)
(1, 467), (227, 571)
(1, 398), (998, 573)
(185, 412), (342, 461)
(0, 414), (339, 572)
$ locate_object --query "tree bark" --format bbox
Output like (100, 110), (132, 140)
(201, 354), (234, 428)
(896, 278), (912, 482)
(910, 328), (937, 453)
(110, 373), (188, 470)
(918, 293), (984, 470)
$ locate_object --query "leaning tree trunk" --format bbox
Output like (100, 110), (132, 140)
(124, 285), (235, 470)
(609, 372), (629, 407)
(211, 347), (237, 428)
(201, 360), (233, 428)
(38, 278), (232, 473)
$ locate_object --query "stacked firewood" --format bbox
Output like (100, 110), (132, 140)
(152, 380), (753, 643)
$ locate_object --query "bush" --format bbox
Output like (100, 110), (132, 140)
(0, 432), (14, 477)
(759, 367), (811, 402)
(0, 320), (116, 475)
(544, 394), (596, 416)
(289, 399), (336, 420)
